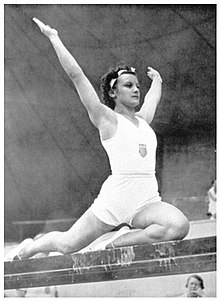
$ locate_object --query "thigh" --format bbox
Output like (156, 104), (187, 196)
(63, 208), (115, 251)
(131, 201), (188, 230)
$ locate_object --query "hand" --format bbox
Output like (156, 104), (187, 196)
(33, 17), (58, 39)
(191, 287), (206, 297)
(147, 67), (162, 83)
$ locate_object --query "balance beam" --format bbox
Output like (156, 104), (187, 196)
(4, 236), (216, 290)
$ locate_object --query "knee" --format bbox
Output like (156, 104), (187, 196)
(168, 216), (190, 240)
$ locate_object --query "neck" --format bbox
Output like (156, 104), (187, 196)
(115, 106), (136, 119)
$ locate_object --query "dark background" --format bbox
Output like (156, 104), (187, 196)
(4, 4), (216, 241)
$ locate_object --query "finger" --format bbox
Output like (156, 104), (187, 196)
(32, 17), (46, 29)
(147, 66), (153, 71)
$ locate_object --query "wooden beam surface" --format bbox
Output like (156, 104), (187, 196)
(4, 236), (216, 290)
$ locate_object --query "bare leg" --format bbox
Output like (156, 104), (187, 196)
(106, 202), (189, 248)
(18, 208), (115, 259)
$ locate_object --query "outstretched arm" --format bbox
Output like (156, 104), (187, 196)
(136, 67), (162, 124)
(32, 18), (114, 130)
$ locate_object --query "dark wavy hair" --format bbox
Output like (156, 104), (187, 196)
(186, 275), (204, 289)
(100, 63), (136, 110)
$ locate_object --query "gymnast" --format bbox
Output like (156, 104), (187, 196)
(9, 17), (190, 259)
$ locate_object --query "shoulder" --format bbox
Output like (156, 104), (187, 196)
(135, 113), (150, 126)
(135, 112), (150, 124)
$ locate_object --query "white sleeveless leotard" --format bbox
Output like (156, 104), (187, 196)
(90, 113), (161, 226)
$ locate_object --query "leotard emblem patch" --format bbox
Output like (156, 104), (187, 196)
(139, 144), (147, 157)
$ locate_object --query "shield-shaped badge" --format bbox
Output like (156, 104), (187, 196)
(139, 144), (147, 157)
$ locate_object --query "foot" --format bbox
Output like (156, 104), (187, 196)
(4, 238), (33, 261)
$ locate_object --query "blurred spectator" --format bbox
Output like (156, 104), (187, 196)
(207, 180), (216, 220)
(178, 274), (206, 297)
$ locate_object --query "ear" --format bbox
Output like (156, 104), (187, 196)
(109, 88), (116, 99)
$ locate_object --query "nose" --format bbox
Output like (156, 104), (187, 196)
(190, 283), (197, 290)
(133, 85), (139, 93)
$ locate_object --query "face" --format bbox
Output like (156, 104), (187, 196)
(112, 73), (140, 108)
(187, 277), (202, 296)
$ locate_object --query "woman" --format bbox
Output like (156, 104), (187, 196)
(11, 18), (189, 259)
(179, 274), (206, 297)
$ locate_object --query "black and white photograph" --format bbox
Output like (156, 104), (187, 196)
(4, 2), (217, 298)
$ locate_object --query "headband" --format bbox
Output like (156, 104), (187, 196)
(110, 67), (136, 88)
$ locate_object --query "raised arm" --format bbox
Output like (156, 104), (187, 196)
(136, 67), (162, 124)
(32, 18), (115, 131)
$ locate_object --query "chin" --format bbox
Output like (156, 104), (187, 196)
(132, 99), (140, 106)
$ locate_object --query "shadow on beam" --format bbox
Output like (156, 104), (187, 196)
(4, 236), (216, 290)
